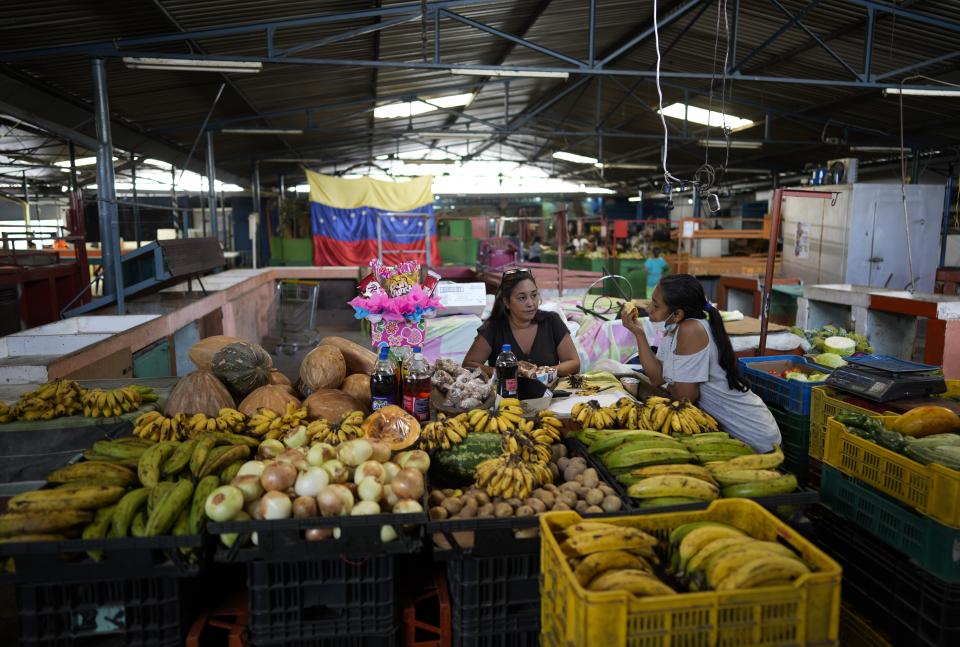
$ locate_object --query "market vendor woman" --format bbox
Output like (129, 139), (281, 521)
(463, 268), (580, 379)
(620, 274), (781, 452)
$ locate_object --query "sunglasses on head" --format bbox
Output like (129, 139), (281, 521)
(501, 267), (532, 279)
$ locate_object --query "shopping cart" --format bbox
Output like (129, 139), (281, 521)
(273, 279), (321, 355)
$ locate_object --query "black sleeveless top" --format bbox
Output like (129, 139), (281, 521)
(476, 310), (570, 367)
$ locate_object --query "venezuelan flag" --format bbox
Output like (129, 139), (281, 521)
(307, 171), (440, 266)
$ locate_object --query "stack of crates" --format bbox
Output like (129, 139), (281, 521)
(808, 386), (887, 488)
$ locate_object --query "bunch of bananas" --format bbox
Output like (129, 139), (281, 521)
(133, 411), (190, 441)
(0, 401), (14, 424)
(538, 411), (564, 434)
(502, 428), (552, 464)
(185, 408), (246, 436)
(704, 445), (797, 497)
(562, 374), (601, 396)
(669, 521), (811, 591)
(246, 402), (308, 439)
(559, 521), (675, 595)
(676, 433), (754, 463)
(474, 452), (551, 500)
(640, 396), (719, 435)
(306, 410), (365, 445)
(420, 412), (470, 452)
(466, 399), (524, 434)
(614, 397), (643, 429)
(82, 386), (149, 418)
(571, 400), (617, 429)
(8, 379), (87, 421)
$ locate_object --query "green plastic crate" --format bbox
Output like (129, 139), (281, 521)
(821, 465), (960, 583)
(768, 404), (811, 486)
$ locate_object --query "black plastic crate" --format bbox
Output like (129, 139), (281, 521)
(453, 614), (539, 647)
(768, 404), (811, 486)
(251, 627), (398, 647)
(447, 552), (540, 629)
(17, 574), (186, 647)
(246, 553), (397, 645)
(805, 505), (960, 647)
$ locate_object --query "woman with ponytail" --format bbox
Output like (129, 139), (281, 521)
(620, 274), (781, 452)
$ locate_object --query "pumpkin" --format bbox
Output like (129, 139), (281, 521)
(238, 385), (301, 417)
(300, 345), (346, 391)
(341, 374), (372, 411)
(165, 371), (234, 417)
(212, 342), (273, 396)
(267, 369), (292, 387)
(361, 405), (420, 450)
(188, 335), (245, 371)
(318, 336), (377, 375)
(304, 389), (363, 422)
(891, 406), (960, 437)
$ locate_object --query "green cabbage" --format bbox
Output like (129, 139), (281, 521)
(814, 352), (847, 369)
(824, 336), (857, 357)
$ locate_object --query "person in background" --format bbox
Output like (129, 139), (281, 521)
(463, 268), (580, 378)
(620, 274), (780, 452)
(644, 247), (670, 296)
(527, 236), (543, 263)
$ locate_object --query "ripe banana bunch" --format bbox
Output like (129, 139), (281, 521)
(81, 387), (144, 418)
(466, 407), (519, 435)
(560, 522), (675, 595)
(184, 408), (247, 437)
(615, 398), (643, 429)
(133, 411), (189, 441)
(642, 397), (719, 435)
(538, 411), (564, 434)
(559, 520), (660, 562)
(474, 453), (552, 499)
(420, 412), (470, 452)
(531, 425), (561, 446)
(571, 400), (616, 430)
(626, 474), (720, 506)
(502, 429), (551, 464)
(306, 410), (365, 445)
(246, 402), (309, 439)
(0, 402), (14, 424)
(11, 379), (87, 421)
(669, 521), (810, 591)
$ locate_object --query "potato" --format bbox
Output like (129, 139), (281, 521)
(557, 457), (571, 471)
(574, 500), (590, 514)
(558, 481), (580, 492)
(549, 463), (560, 482)
(581, 468), (599, 489)
(442, 488), (457, 497)
(453, 530), (475, 549)
(494, 502), (514, 518)
(473, 491), (491, 506)
(459, 503), (478, 518)
(601, 495), (623, 513)
(428, 490), (446, 507)
(506, 498), (523, 508)
(534, 489), (555, 508)
(584, 489), (605, 506)
(514, 527), (539, 539)
(525, 498), (547, 513)
(563, 465), (584, 482)
(598, 484), (615, 496)
(570, 456), (587, 467)
(477, 503), (495, 518)
(550, 444), (566, 462)
(429, 506), (449, 520)
(433, 534), (452, 551)
(462, 495), (478, 509)
(559, 491), (578, 508)
(574, 474), (584, 483)
(543, 483), (559, 493)
(552, 501), (571, 511)
(515, 505), (535, 517)
(584, 505), (604, 514)
(441, 498), (463, 515)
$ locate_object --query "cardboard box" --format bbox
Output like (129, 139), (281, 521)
(434, 282), (488, 316)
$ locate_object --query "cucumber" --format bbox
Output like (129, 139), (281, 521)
(429, 433), (502, 487)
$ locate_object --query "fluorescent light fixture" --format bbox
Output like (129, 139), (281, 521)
(451, 68), (569, 79)
(123, 57), (262, 73)
(221, 128), (304, 135)
(375, 154), (390, 160)
(627, 196), (642, 202)
(54, 156), (116, 168)
(374, 93), (474, 119)
(595, 162), (658, 170)
(414, 130), (495, 139)
(660, 102), (754, 131)
(883, 88), (960, 97)
(698, 139), (763, 149)
(850, 145), (912, 153)
(553, 151), (599, 164)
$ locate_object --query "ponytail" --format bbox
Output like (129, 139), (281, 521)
(659, 274), (750, 392)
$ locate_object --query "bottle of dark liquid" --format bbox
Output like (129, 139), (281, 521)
(496, 344), (519, 398)
(391, 346), (413, 404)
(370, 345), (397, 411)
(402, 346), (431, 423)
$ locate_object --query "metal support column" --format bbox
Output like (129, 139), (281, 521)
(252, 161), (261, 269)
(863, 8), (875, 82)
(68, 141), (78, 193)
(941, 171), (954, 267)
(206, 130), (219, 243)
(131, 152), (141, 247)
(92, 57), (124, 314)
(21, 171), (29, 229)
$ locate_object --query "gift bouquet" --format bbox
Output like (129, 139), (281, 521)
(348, 259), (442, 348)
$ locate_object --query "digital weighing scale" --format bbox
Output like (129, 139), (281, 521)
(825, 354), (946, 403)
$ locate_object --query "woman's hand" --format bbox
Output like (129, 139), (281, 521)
(620, 303), (646, 339)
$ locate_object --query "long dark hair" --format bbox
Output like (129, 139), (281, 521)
(491, 269), (537, 320)
(659, 274), (749, 392)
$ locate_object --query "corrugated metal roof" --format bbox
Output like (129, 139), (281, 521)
(1, 0), (959, 189)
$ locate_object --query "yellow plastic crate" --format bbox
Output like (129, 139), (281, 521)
(809, 387), (884, 459)
(823, 417), (960, 528)
(539, 500), (841, 647)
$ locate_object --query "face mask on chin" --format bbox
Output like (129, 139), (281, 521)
(663, 313), (680, 334)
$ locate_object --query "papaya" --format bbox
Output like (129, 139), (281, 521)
(891, 406), (960, 438)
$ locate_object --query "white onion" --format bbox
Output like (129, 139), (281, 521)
(328, 484), (355, 514)
(382, 483), (400, 508)
(261, 462), (297, 492)
(220, 511), (250, 547)
(205, 486), (244, 522)
(307, 443), (337, 467)
(352, 500), (381, 516)
(381, 461), (400, 484)
(321, 460), (349, 484)
(276, 448), (308, 471)
(258, 491), (293, 520)
(368, 440), (392, 463)
(257, 439), (285, 460)
(390, 468), (425, 501)
(380, 525), (398, 543)
(306, 527), (333, 541)
(231, 475), (265, 503)
(395, 450), (430, 474)
(393, 499), (424, 514)
(237, 460), (266, 478)
(294, 467), (330, 497)
(317, 486), (344, 517)
(292, 495), (318, 518)
(354, 460), (385, 485)
(357, 476), (384, 502)
(245, 498), (263, 520)
(338, 439), (373, 467)
(283, 426), (309, 449)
